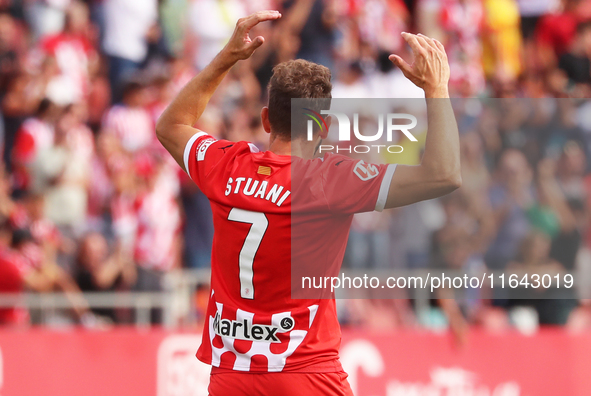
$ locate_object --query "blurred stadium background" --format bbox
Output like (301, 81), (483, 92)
(1, 0), (591, 395)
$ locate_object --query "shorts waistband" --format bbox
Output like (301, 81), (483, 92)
(211, 359), (343, 374)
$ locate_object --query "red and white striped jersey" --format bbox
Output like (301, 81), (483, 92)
(110, 192), (139, 252)
(102, 105), (155, 153)
(66, 124), (95, 162)
(39, 32), (96, 100)
(133, 173), (182, 272)
(184, 131), (396, 372)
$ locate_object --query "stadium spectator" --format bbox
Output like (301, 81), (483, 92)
(0, 12), (21, 96)
(535, 0), (591, 70)
(101, 80), (154, 154)
(482, 0), (523, 82)
(86, 131), (116, 231)
(132, 155), (182, 279)
(24, 0), (71, 42)
(485, 149), (534, 270)
(10, 227), (93, 324)
(295, 0), (336, 68)
(517, 0), (560, 41)
(34, 1), (97, 105)
(187, 0), (248, 71)
(507, 231), (577, 325)
(11, 99), (59, 191)
(109, 157), (138, 254)
(180, 181), (214, 269)
(1, 64), (53, 166)
(0, 221), (29, 325)
(29, 104), (94, 231)
(331, 61), (370, 98)
(346, 210), (392, 270)
(75, 231), (136, 322)
(102, 0), (158, 101)
(439, 0), (485, 96)
(558, 21), (591, 88)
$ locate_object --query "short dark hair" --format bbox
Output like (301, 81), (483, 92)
(267, 59), (332, 139)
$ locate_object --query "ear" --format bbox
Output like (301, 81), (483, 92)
(261, 107), (271, 134)
(319, 116), (331, 139)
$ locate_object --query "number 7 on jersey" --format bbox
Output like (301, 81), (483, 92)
(227, 208), (268, 299)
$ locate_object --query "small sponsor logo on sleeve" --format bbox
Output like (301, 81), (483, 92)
(197, 138), (216, 161)
(353, 160), (380, 181)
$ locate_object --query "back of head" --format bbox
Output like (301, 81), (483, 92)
(267, 59), (332, 140)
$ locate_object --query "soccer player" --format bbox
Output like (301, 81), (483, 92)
(157, 10), (460, 396)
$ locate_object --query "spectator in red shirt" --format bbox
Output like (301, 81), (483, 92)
(536, 0), (591, 69)
(11, 227), (96, 323)
(558, 21), (591, 94)
(0, 222), (72, 325)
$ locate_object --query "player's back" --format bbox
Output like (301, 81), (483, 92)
(205, 139), (296, 313)
(184, 132), (395, 372)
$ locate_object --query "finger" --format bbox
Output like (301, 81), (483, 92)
(389, 54), (413, 76)
(243, 36), (265, 58)
(239, 10), (282, 31)
(249, 36), (265, 50)
(417, 33), (439, 51)
(433, 39), (447, 59)
(420, 34), (447, 58)
(414, 34), (432, 52)
(401, 32), (427, 57)
(433, 38), (446, 53)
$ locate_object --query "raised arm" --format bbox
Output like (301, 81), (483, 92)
(384, 33), (461, 209)
(156, 10), (281, 171)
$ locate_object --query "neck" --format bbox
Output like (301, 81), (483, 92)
(268, 134), (318, 159)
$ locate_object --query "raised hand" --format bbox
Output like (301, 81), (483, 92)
(224, 10), (282, 62)
(389, 33), (450, 97)
(156, 10), (282, 168)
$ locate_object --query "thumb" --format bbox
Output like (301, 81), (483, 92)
(250, 36), (265, 50)
(389, 54), (413, 76)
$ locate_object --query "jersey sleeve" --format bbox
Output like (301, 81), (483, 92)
(321, 156), (397, 214)
(183, 131), (234, 192)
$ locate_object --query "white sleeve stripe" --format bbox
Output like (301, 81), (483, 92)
(183, 132), (207, 179)
(375, 164), (397, 212)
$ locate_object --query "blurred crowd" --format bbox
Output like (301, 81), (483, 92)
(0, 0), (590, 334)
